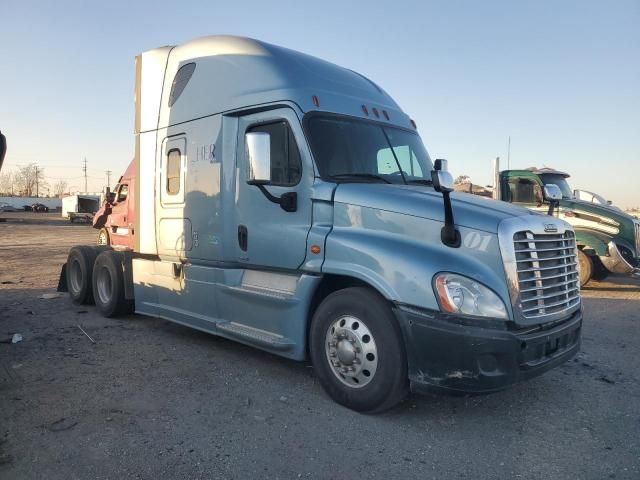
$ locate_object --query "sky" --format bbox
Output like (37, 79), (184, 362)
(1, 0), (638, 207)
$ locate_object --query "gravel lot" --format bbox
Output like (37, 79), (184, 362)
(1, 218), (639, 479)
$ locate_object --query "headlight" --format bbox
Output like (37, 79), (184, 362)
(433, 273), (508, 319)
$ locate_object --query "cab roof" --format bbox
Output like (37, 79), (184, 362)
(137, 35), (412, 132)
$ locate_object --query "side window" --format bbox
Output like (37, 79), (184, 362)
(376, 146), (423, 177)
(166, 149), (181, 195)
(117, 184), (128, 202)
(248, 121), (301, 186)
(508, 177), (542, 204)
(168, 63), (196, 107)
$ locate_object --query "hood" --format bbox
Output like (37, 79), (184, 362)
(566, 198), (630, 218)
(333, 183), (534, 234)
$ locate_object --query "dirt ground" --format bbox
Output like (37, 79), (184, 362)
(1, 217), (639, 479)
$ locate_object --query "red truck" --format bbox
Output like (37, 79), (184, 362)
(92, 160), (135, 249)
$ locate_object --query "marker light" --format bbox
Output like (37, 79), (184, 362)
(372, 107), (380, 118)
(382, 110), (389, 120)
(410, 119), (417, 129)
(434, 273), (508, 319)
(312, 95), (320, 107)
(362, 105), (369, 116)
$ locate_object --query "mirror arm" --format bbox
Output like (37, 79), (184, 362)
(441, 190), (461, 248)
(547, 199), (558, 216)
(256, 184), (297, 213)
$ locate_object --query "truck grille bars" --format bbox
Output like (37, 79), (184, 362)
(513, 231), (580, 319)
(634, 221), (640, 258)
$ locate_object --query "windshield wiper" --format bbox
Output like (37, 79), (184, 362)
(330, 173), (392, 184)
(406, 179), (433, 186)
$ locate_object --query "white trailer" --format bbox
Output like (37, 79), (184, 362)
(61, 194), (101, 223)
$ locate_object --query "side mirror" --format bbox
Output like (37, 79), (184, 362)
(434, 158), (448, 172)
(431, 170), (454, 193)
(430, 159), (459, 248)
(245, 132), (271, 184)
(543, 184), (562, 201)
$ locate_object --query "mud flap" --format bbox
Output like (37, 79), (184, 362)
(57, 263), (68, 292)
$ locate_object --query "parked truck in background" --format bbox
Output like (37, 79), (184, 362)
(62, 194), (101, 222)
(491, 158), (640, 286)
(93, 159), (135, 249)
(58, 36), (582, 412)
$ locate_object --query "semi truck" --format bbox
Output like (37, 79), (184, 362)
(62, 194), (101, 222)
(58, 35), (582, 412)
(93, 159), (135, 249)
(491, 159), (640, 286)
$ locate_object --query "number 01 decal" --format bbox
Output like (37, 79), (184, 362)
(463, 231), (492, 251)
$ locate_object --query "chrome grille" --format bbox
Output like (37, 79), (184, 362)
(634, 221), (640, 258)
(513, 230), (580, 319)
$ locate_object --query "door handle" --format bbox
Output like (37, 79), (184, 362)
(238, 225), (248, 252)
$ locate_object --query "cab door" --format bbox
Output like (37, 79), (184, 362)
(235, 108), (313, 270)
(109, 183), (133, 246)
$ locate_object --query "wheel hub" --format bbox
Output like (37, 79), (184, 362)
(336, 339), (357, 365)
(325, 315), (378, 388)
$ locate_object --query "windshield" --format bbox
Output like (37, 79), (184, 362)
(540, 173), (574, 199)
(306, 115), (433, 184)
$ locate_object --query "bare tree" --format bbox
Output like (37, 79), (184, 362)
(53, 179), (68, 198)
(0, 171), (13, 195)
(15, 163), (47, 197)
(454, 175), (471, 185)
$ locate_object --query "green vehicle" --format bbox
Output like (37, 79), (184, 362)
(491, 160), (640, 286)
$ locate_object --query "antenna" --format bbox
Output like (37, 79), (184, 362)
(83, 157), (88, 193)
(105, 170), (112, 189)
(507, 136), (511, 170)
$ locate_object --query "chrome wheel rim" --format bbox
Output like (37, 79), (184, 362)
(325, 315), (378, 388)
(96, 266), (112, 305)
(97, 231), (108, 245)
(69, 258), (82, 294)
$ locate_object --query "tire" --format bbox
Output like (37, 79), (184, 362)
(66, 246), (100, 305)
(92, 250), (132, 317)
(577, 249), (593, 287)
(309, 287), (408, 413)
(591, 256), (609, 281)
(97, 228), (110, 246)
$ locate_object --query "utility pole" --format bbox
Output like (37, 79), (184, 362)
(35, 165), (39, 198)
(105, 170), (112, 190)
(83, 157), (88, 193)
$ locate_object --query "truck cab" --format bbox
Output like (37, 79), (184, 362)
(496, 165), (640, 285)
(61, 36), (583, 412)
(93, 160), (135, 249)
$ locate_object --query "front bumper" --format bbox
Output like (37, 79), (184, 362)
(394, 305), (582, 394)
(600, 241), (639, 275)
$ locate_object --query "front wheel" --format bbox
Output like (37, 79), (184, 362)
(309, 287), (408, 413)
(577, 249), (593, 287)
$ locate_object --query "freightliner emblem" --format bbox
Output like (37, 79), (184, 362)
(544, 223), (558, 233)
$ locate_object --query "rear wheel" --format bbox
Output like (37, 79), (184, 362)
(309, 287), (408, 413)
(577, 249), (593, 287)
(97, 228), (110, 246)
(66, 246), (100, 304)
(92, 250), (132, 317)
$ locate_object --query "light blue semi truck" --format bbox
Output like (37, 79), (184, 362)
(60, 36), (582, 412)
